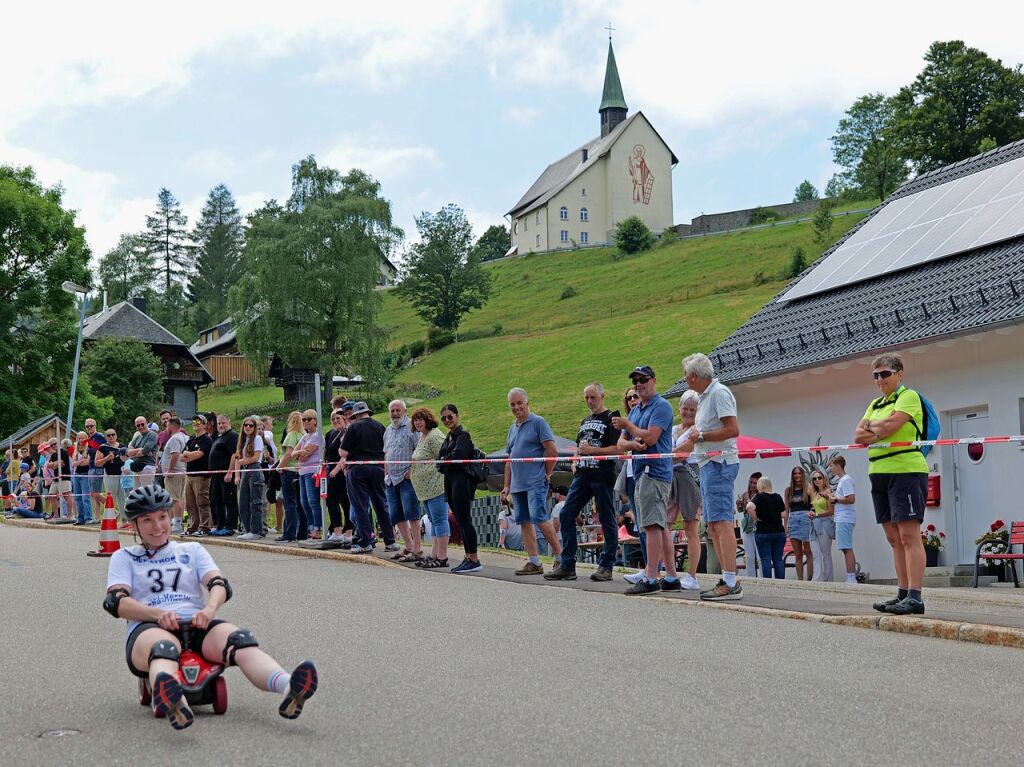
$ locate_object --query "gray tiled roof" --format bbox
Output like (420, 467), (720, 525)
(83, 301), (184, 346)
(1, 413), (69, 447)
(507, 112), (677, 218)
(191, 319), (237, 357)
(666, 138), (1024, 397)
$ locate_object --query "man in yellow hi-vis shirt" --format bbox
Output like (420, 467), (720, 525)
(855, 352), (929, 616)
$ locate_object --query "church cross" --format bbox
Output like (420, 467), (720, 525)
(605, 22), (615, 41)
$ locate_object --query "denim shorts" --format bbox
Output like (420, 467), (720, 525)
(422, 494), (449, 537)
(836, 521), (855, 550)
(512, 487), (550, 525)
(699, 460), (739, 523)
(788, 510), (811, 541)
(89, 468), (105, 494)
(386, 478), (421, 524)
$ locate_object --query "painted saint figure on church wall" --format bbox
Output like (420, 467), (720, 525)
(629, 144), (654, 205)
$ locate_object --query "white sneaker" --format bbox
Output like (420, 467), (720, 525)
(326, 533), (342, 542)
(624, 571), (645, 584)
(170, 520), (184, 533)
(680, 573), (701, 590)
(267, 527), (278, 534)
(238, 532), (260, 541)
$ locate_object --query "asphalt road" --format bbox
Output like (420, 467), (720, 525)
(3, 525), (1023, 767)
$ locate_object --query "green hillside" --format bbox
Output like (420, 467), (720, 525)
(380, 211), (869, 448)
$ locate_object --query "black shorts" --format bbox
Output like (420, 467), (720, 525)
(125, 619), (224, 678)
(265, 469), (280, 502)
(870, 473), (928, 525)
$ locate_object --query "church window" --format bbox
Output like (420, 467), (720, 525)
(524, 218), (528, 231)
(535, 234), (540, 247)
(560, 230), (569, 243)
(535, 211), (541, 224)
(580, 232), (589, 244)
(581, 188), (586, 197)
(580, 207), (588, 222)
(513, 221), (518, 235)
(559, 206), (568, 221)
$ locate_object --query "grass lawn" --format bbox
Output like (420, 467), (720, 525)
(197, 211), (870, 445)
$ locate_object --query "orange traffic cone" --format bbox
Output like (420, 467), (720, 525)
(87, 492), (121, 557)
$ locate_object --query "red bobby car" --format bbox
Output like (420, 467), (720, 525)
(138, 619), (228, 716)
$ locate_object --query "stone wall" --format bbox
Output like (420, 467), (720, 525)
(677, 198), (831, 236)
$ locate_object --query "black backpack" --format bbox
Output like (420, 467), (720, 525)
(466, 448), (489, 485)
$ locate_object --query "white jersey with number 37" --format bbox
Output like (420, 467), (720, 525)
(106, 541), (219, 638)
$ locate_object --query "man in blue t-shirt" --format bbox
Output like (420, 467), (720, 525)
(613, 366), (677, 595)
(500, 387), (562, 576)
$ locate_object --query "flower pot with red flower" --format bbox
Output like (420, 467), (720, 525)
(922, 525), (945, 567)
(975, 520), (1010, 581)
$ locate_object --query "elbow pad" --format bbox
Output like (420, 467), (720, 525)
(103, 588), (130, 618)
(206, 576), (233, 602)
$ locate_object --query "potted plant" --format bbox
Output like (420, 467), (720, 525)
(975, 520), (1010, 581)
(921, 524), (945, 567)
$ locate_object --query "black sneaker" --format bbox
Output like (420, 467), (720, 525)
(590, 567), (613, 582)
(659, 578), (682, 591)
(544, 567), (577, 581)
(872, 596), (902, 613)
(279, 660), (318, 719)
(886, 596), (925, 616)
(152, 672), (194, 730)
(624, 579), (662, 595)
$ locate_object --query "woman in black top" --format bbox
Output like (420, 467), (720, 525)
(747, 477), (787, 579)
(96, 428), (125, 521)
(437, 404), (480, 571)
(784, 466), (814, 581)
(324, 409), (352, 539)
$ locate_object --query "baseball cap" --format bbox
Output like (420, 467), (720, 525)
(339, 401), (355, 412)
(629, 365), (656, 381)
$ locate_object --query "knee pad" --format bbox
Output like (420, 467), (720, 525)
(149, 640), (180, 665)
(222, 628), (259, 667)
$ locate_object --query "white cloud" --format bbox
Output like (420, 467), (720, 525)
(503, 106), (542, 126)
(322, 134), (441, 183)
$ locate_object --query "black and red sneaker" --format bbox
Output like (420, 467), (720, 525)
(152, 672), (194, 730)
(279, 660), (318, 720)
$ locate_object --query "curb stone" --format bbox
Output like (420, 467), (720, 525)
(5, 518), (1022, 649)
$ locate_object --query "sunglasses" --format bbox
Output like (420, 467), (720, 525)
(627, 394), (640, 400)
(631, 377), (651, 384)
(105, 432), (116, 437)
(302, 417), (315, 422)
(873, 370), (896, 380)
(440, 414), (455, 422)
(243, 423), (256, 429)
(135, 423), (147, 428)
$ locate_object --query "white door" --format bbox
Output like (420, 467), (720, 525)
(952, 411), (993, 565)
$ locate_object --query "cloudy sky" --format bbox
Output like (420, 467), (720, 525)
(3, 0), (1022, 260)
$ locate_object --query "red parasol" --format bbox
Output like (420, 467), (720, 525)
(736, 435), (792, 460)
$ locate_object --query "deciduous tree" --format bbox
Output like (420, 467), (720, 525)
(0, 165), (94, 435)
(793, 180), (819, 202)
(397, 204), (492, 334)
(472, 223), (511, 262)
(230, 157), (402, 404)
(892, 40), (1024, 172)
(831, 93), (907, 201)
(82, 338), (164, 434)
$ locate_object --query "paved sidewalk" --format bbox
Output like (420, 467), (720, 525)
(6, 517), (1024, 646)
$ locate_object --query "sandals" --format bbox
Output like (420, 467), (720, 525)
(397, 551), (423, 563)
(391, 548), (411, 560)
(416, 557), (448, 569)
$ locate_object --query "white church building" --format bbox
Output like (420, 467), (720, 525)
(668, 138), (1024, 582)
(506, 40), (677, 255)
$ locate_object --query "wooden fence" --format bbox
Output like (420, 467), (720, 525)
(203, 356), (264, 388)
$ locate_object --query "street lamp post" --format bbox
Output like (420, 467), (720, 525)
(62, 281), (89, 442)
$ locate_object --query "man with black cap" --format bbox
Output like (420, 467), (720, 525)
(339, 401), (395, 554)
(613, 365), (678, 595)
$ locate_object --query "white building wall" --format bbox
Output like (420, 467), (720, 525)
(606, 114), (674, 242)
(546, 163), (609, 249)
(726, 324), (1024, 580)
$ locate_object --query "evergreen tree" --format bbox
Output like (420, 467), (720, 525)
(143, 188), (192, 292)
(97, 234), (155, 304)
(793, 180), (819, 202)
(188, 184), (244, 331)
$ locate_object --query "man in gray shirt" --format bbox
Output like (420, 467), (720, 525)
(383, 400), (422, 557)
(126, 416), (159, 489)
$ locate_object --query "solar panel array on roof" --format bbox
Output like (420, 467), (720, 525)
(779, 154), (1024, 302)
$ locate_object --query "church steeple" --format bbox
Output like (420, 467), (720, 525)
(599, 34), (628, 137)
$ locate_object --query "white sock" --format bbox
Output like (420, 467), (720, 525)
(846, 573), (857, 583)
(268, 669), (290, 694)
(723, 571), (737, 587)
